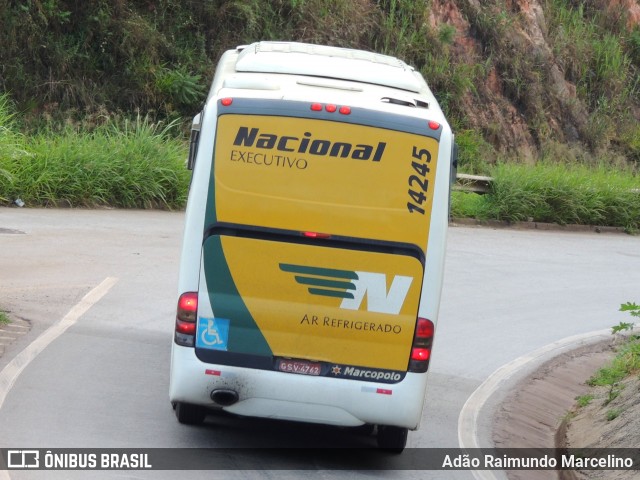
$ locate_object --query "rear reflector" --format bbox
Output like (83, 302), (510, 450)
(362, 386), (394, 395)
(175, 319), (196, 335)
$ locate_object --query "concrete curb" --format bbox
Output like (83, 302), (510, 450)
(450, 218), (629, 235)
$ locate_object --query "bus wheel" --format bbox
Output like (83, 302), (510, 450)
(174, 402), (206, 425)
(377, 425), (408, 453)
(353, 423), (376, 436)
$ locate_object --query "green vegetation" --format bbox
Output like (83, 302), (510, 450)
(0, 1), (639, 219)
(453, 130), (494, 175)
(612, 321), (635, 336)
(575, 394), (594, 408)
(0, 93), (189, 208)
(544, 0), (639, 155)
(1, 1), (638, 159)
(606, 408), (622, 421)
(566, 303), (640, 422)
(0, 311), (9, 326)
(451, 162), (640, 231)
(0, 0), (383, 123)
(619, 302), (640, 320)
(586, 303), (640, 414)
(587, 339), (640, 388)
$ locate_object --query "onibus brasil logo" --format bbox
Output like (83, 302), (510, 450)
(279, 264), (413, 315)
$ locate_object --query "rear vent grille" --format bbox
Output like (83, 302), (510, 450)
(381, 97), (429, 109)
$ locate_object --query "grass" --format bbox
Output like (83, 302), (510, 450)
(0, 94), (24, 203)
(0, 311), (9, 325)
(543, 0), (639, 152)
(604, 384), (623, 406)
(0, 96), (190, 209)
(587, 339), (640, 388)
(545, 0), (635, 105)
(451, 162), (640, 231)
(567, 305), (640, 422)
(585, 305), (640, 418)
(606, 408), (622, 421)
(575, 394), (594, 408)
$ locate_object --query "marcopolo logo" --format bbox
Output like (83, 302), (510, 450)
(279, 264), (412, 315)
(330, 365), (404, 383)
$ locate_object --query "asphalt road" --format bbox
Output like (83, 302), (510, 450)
(0, 208), (639, 479)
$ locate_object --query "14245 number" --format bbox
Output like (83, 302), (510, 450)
(407, 146), (432, 214)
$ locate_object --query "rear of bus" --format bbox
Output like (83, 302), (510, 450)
(170, 42), (453, 450)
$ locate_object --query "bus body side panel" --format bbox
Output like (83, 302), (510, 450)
(418, 125), (453, 326)
(175, 103), (219, 298)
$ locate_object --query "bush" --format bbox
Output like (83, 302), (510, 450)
(484, 163), (640, 230)
(0, 108), (190, 209)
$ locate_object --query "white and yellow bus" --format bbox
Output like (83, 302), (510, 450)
(169, 42), (455, 451)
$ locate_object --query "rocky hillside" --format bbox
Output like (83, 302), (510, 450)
(1, 0), (639, 168)
(427, 0), (640, 165)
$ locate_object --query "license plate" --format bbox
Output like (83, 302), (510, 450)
(278, 359), (321, 376)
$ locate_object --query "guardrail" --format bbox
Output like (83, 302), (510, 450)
(454, 174), (640, 195)
(454, 173), (492, 194)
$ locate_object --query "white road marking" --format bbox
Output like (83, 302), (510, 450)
(458, 327), (613, 480)
(0, 277), (118, 411)
(0, 277), (117, 478)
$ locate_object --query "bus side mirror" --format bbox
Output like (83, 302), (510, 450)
(451, 141), (458, 185)
(187, 112), (202, 171)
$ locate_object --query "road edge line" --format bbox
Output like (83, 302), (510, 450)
(0, 277), (118, 411)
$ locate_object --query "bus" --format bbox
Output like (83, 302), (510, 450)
(169, 41), (455, 452)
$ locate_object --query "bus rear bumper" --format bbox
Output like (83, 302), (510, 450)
(169, 344), (429, 429)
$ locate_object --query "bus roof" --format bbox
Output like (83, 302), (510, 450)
(234, 42), (424, 93)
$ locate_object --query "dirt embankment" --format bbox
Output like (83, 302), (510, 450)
(560, 364), (640, 480)
(493, 337), (639, 480)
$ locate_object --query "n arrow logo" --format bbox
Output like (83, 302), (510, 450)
(340, 272), (412, 314)
(280, 264), (412, 314)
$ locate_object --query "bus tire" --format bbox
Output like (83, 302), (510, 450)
(377, 425), (408, 453)
(175, 401), (206, 425)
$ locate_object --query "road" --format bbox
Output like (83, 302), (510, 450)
(0, 208), (639, 479)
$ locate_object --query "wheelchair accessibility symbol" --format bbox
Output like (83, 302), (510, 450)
(196, 317), (230, 351)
